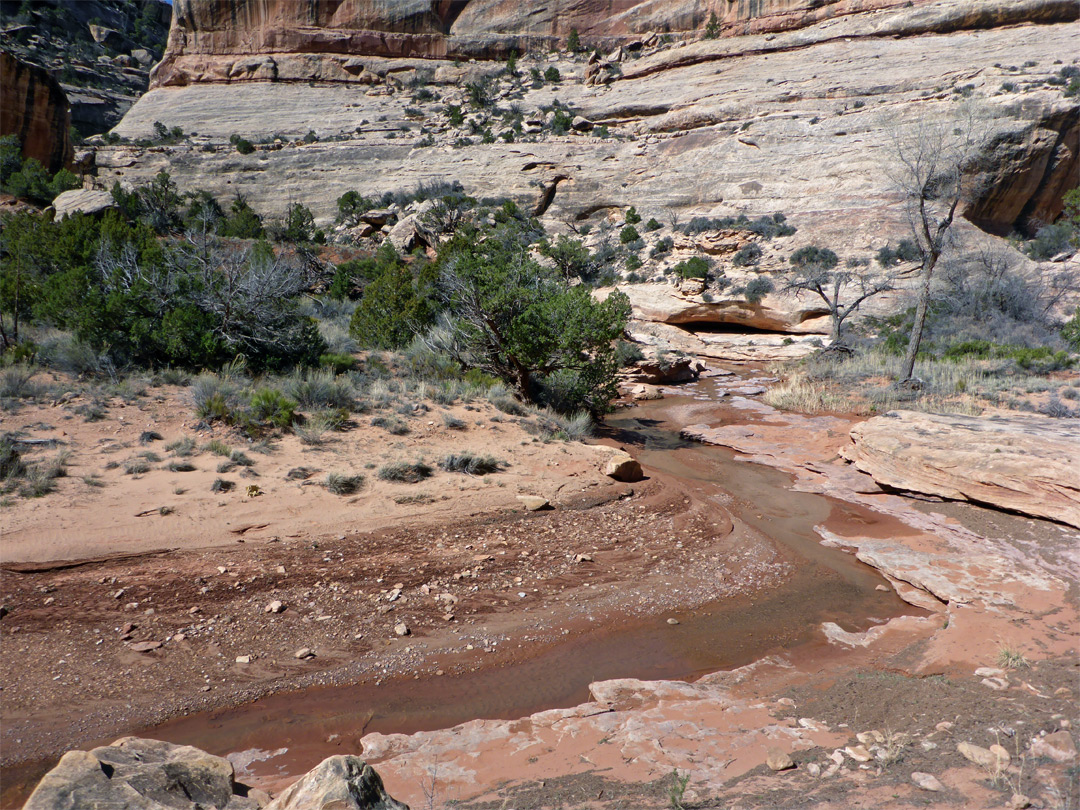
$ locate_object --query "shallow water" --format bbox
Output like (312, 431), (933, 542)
(122, 376), (913, 786)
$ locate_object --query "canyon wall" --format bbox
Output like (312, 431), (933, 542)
(0, 51), (73, 172)
(153, 0), (932, 86)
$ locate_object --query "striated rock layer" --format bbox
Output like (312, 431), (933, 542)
(154, 0), (932, 86)
(842, 410), (1080, 528)
(0, 51), (73, 172)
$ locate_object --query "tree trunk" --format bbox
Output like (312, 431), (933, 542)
(900, 260), (935, 381)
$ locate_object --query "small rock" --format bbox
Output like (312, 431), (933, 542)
(989, 744), (1011, 768)
(766, 747), (795, 771)
(394, 622), (410, 637)
(975, 666), (1007, 678)
(235, 655), (251, 664)
(875, 584), (888, 591)
(573, 553), (594, 563)
(935, 721), (954, 732)
(631, 384), (663, 401)
(1029, 730), (1076, 762)
(806, 763), (821, 778)
(957, 741), (999, 769)
(129, 641), (161, 653)
(911, 772), (944, 792)
(264, 600), (285, 614)
(604, 451), (643, 482)
(1009, 794), (1032, 809)
(844, 745), (873, 762)
(666, 618), (679, 625)
(294, 647), (315, 660)
(387, 589), (402, 602)
(982, 677), (1010, 691)
(516, 495), (549, 511)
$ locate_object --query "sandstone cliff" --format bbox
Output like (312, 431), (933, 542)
(108, 0), (1078, 241)
(154, 0), (932, 87)
(0, 51), (73, 172)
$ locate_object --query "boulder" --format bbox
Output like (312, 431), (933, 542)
(604, 450), (644, 482)
(628, 355), (703, 384)
(387, 214), (435, 253)
(843, 411), (1080, 528)
(265, 755), (408, 810)
(516, 495), (550, 511)
(23, 737), (259, 810)
(53, 188), (116, 220)
(766, 747), (795, 771)
(1029, 730), (1076, 762)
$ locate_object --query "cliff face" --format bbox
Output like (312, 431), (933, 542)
(0, 51), (73, 172)
(153, 0), (924, 86)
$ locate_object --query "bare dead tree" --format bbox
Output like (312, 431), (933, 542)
(885, 102), (994, 382)
(780, 246), (899, 343)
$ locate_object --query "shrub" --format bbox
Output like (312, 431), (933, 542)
(441, 413), (466, 430)
(645, 218), (663, 231)
(319, 353), (356, 374)
(349, 258), (438, 350)
(247, 388), (298, 428)
(624, 207), (642, 225)
(567, 28), (581, 52)
(204, 439), (232, 457)
(876, 239), (921, 267)
(619, 225), (640, 244)
(281, 368), (355, 409)
(544, 66), (561, 83)
(439, 452), (506, 475)
(166, 436), (198, 456)
(1026, 222), (1073, 260)
(371, 415), (410, 435)
(167, 461), (196, 472)
(671, 256), (710, 279)
(378, 461), (433, 483)
(1, 436), (26, 480)
(211, 478), (235, 492)
(231, 134), (255, 154)
(325, 472), (365, 494)
(744, 277), (774, 303)
(615, 340), (645, 366)
(732, 243), (762, 267)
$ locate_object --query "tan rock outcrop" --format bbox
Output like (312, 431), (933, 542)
(843, 411), (1080, 528)
(23, 737), (260, 810)
(0, 51), (73, 173)
(264, 755), (408, 810)
(153, 0), (937, 87)
(109, 4), (1077, 245)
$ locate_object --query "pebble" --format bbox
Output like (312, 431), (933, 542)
(666, 618), (679, 625)
(235, 655), (251, 664)
(394, 622), (410, 637)
(264, 600), (285, 614)
(844, 745), (873, 762)
(911, 772), (944, 792)
(294, 648), (315, 660)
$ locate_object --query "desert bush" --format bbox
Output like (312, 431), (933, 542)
(614, 340), (645, 367)
(281, 368), (355, 410)
(671, 256), (710, 279)
(124, 459), (151, 475)
(732, 243), (762, 267)
(211, 478), (235, 492)
(325, 472), (365, 494)
(204, 439), (232, 457)
(377, 461), (433, 483)
(439, 452), (505, 475)
(166, 436), (198, 457)
(0, 365), (46, 399)
(371, 415), (410, 435)
(0, 436), (26, 481)
(619, 225), (640, 244)
(167, 460), (196, 472)
(744, 277), (773, 303)
(876, 239), (921, 267)
(441, 412), (466, 430)
(247, 388), (298, 429)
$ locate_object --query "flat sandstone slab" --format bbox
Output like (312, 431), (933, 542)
(842, 410), (1080, 528)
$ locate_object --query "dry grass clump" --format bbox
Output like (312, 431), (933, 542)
(438, 453), (506, 475)
(325, 472), (365, 495)
(378, 461), (433, 483)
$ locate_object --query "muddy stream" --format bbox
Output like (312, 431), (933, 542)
(114, 374), (915, 789)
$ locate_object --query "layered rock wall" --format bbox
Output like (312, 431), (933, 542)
(153, 0), (930, 86)
(0, 51), (73, 172)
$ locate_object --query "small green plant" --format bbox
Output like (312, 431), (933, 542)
(371, 415), (410, 435)
(248, 389), (298, 429)
(325, 472), (365, 495)
(124, 459), (151, 476)
(441, 413), (466, 430)
(204, 439), (232, 457)
(619, 224), (640, 244)
(732, 242), (762, 267)
(566, 28), (581, 53)
(669, 768), (690, 809)
(167, 461), (196, 472)
(645, 217), (663, 231)
(624, 206), (642, 225)
(378, 461), (433, 483)
(671, 255), (710, 279)
(703, 11), (720, 39)
(544, 66), (561, 83)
